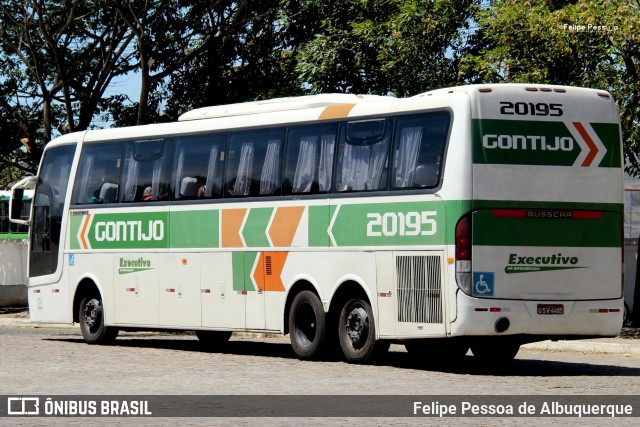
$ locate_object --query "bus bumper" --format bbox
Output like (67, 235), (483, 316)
(450, 290), (624, 338)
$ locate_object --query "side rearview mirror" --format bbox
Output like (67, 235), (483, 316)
(10, 175), (36, 226)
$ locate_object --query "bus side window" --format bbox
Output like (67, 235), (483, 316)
(283, 124), (337, 195)
(392, 112), (450, 190)
(173, 134), (226, 200)
(335, 119), (391, 192)
(121, 140), (172, 202)
(225, 129), (284, 197)
(72, 143), (122, 204)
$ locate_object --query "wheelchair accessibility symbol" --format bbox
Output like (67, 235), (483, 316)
(472, 272), (494, 297)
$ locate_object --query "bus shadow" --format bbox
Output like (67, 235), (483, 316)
(47, 334), (298, 360)
(46, 333), (640, 377)
(379, 351), (640, 377)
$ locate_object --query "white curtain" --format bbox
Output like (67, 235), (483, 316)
(394, 127), (422, 188)
(76, 154), (95, 203)
(234, 142), (254, 196)
(205, 145), (219, 197)
(339, 138), (389, 191)
(292, 136), (317, 193)
(174, 148), (186, 199)
(260, 139), (282, 195)
(366, 139), (389, 190)
(318, 134), (334, 192)
(122, 147), (139, 202)
(340, 144), (369, 191)
(151, 157), (164, 199)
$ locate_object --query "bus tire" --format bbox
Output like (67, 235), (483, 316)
(79, 295), (118, 344)
(195, 330), (232, 351)
(470, 339), (520, 364)
(338, 298), (380, 363)
(289, 290), (326, 359)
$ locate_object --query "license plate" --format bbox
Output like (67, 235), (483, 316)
(537, 304), (564, 315)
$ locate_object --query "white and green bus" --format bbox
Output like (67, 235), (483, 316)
(1, 189), (31, 240)
(10, 84), (624, 363)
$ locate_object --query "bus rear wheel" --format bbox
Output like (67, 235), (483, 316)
(289, 290), (326, 359)
(338, 298), (387, 363)
(79, 295), (118, 344)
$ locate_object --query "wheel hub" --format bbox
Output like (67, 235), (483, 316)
(83, 299), (100, 328)
(346, 306), (369, 348)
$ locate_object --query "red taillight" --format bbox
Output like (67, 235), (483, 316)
(455, 215), (472, 260)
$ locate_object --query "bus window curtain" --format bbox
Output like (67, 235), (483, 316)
(205, 145), (219, 197)
(151, 157), (164, 199)
(235, 142), (254, 196)
(260, 139), (281, 195)
(292, 136), (317, 193)
(318, 134), (334, 192)
(395, 127), (422, 188)
(366, 138), (388, 190)
(122, 146), (139, 202)
(341, 144), (368, 191)
(340, 137), (388, 191)
(75, 154), (95, 203)
(174, 147), (185, 199)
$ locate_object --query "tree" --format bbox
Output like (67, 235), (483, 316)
(159, 0), (302, 118)
(293, 0), (478, 96)
(0, 0), (137, 175)
(460, 0), (640, 175)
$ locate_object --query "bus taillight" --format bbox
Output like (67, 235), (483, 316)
(455, 214), (472, 294)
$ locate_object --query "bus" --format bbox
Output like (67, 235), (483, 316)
(1, 189), (32, 306)
(1, 190), (32, 239)
(10, 84), (624, 364)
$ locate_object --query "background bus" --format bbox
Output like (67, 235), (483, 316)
(0, 189), (32, 307)
(10, 84), (624, 364)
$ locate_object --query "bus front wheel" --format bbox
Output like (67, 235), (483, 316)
(79, 295), (118, 344)
(338, 298), (387, 363)
(289, 290), (326, 359)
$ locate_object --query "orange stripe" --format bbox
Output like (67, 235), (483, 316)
(573, 122), (597, 167)
(318, 104), (356, 120)
(221, 209), (247, 247)
(252, 252), (287, 292)
(80, 214), (91, 249)
(269, 206), (304, 247)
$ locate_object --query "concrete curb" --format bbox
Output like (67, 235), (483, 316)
(522, 340), (640, 356)
(0, 317), (76, 329)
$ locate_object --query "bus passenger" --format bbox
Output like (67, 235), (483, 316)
(142, 187), (152, 201)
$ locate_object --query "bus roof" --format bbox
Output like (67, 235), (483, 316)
(45, 83), (614, 147)
(178, 93), (394, 121)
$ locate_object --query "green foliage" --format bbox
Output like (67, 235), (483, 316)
(1, 0), (638, 177)
(294, 0), (478, 96)
(460, 0), (640, 175)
